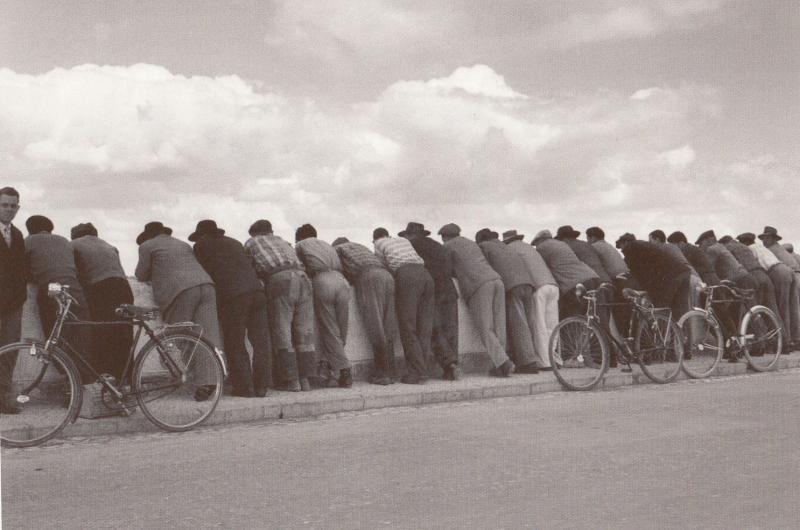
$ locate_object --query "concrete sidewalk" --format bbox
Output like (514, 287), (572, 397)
(38, 351), (800, 441)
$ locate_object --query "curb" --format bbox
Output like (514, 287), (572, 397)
(26, 352), (800, 441)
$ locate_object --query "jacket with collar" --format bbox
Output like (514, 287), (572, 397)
(0, 224), (27, 314)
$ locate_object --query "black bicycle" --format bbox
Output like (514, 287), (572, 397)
(0, 283), (227, 447)
(548, 283), (684, 391)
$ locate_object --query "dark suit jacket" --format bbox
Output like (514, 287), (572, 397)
(622, 241), (691, 307)
(0, 224), (27, 314)
(193, 234), (261, 302)
(406, 235), (457, 302)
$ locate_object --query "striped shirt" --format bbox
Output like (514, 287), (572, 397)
(244, 234), (302, 278)
(374, 237), (424, 273)
(295, 237), (342, 276)
(334, 241), (385, 283)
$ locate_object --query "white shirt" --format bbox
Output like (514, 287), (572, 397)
(749, 243), (780, 269)
(1, 222), (11, 246)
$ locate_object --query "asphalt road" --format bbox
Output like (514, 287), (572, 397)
(3, 370), (800, 529)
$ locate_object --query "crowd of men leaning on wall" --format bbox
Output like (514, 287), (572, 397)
(2, 184), (800, 411)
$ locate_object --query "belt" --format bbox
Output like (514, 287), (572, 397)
(264, 264), (302, 280)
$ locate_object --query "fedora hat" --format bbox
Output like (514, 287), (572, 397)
(398, 222), (430, 237)
(136, 221), (172, 245)
(736, 232), (756, 245)
(758, 226), (782, 241)
(615, 232), (636, 249)
(70, 222), (98, 240)
(188, 219), (225, 242)
(332, 237), (349, 246)
(694, 230), (716, 245)
(502, 229), (524, 243)
(437, 223), (461, 237)
(555, 225), (580, 240)
(531, 229), (553, 246)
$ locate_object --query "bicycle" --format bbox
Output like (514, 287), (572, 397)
(548, 283), (684, 391)
(677, 280), (782, 378)
(0, 283), (227, 447)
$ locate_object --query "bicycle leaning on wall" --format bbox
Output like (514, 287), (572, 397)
(0, 283), (227, 447)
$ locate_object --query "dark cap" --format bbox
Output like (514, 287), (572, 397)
(694, 230), (716, 245)
(295, 223), (317, 242)
(248, 219), (273, 236)
(718, 235), (733, 244)
(475, 228), (495, 243)
(586, 226), (605, 240)
(737, 232), (756, 245)
(70, 222), (98, 240)
(25, 215), (54, 235)
(437, 223), (461, 237)
(372, 227), (390, 241)
(648, 229), (666, 243)
(615, 232), (636, 249)
(666, 231), (687, 244)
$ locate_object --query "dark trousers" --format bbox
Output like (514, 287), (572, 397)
(432, 295), (458, 369)
(559, 277), (605, 321)
(0, 306), (22, 398)
(85, 277), (134, 381)
(505, 284), (538, 368)
(219, 290), (272, 394)
(395, 264), (435, 379)
(37, 282), (95, 383)
(355, 267), (397, 379)
(750, 268), (779, 317)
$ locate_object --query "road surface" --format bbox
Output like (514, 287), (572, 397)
(3, 369), (800, 529)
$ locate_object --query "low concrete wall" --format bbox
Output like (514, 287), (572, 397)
(17, 279), (493, 384)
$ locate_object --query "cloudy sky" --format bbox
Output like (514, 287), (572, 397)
(1, 0), (798, 269)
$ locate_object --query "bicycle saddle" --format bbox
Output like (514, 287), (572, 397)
(622, 288), (648, 300)
(115, 304), (159, 320)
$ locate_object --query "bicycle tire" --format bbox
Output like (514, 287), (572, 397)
(635, 312), (683, 384)
(548, 316), (609, 391)
(740, 305), (782, 372)
(677, 310), (724, 379)
(133, 329), (224, 432)
(0, 342), (82, 448)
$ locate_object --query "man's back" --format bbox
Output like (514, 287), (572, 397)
(295, 237), (343, 275)
(444, 236), (500, 300)
(407, 235), (457, 301)
(704, 243), (748, 281)
(724, 240), (762, 272)
(591, 240), (628, 278)
(25, 233), (77, 285)
(562, 239), (611, 282)
(194, 234), (261, 300)
(622, 241), (690, 304)
(244, 234), (302, 278)
(478, 239), (532, 290)
(675, 242), (719, 285)
(507, 240), (556, 289)
(136, 234), (212, 310)
(72, 235), (126, 286)
(335, 241), (385, 284)
(768, 243), (800, 273)
(535, 238), (598, 293)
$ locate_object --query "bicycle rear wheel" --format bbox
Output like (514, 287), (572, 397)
(133, 330), (224, 432)
(741, 306), (782, 372)
(635, 313), (683, 384)
(677, 310), (724, 379)
(548, 317), (609, 391)
(0, 343), (82, 448)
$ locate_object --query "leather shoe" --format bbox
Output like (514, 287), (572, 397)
(400, 373), (424, 384)
(369, 375), (393, 385)
(338, 368), (353, 388)
(515, 363), (540, 374)
(442, 363), (460, 381)
(490, 360), (515, 377)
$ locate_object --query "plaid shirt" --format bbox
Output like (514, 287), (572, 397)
(244, 234), (302, 278)
(334, 241), (384, 283)
(374, 236), (424, 273)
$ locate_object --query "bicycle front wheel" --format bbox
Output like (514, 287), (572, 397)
(635, 313), (683, 384)
(741, 306), (782, 372)
(678, 310), (724, 379)
(0, 342), (82, 448)
(133, 330), (224, 432)
(548, 317), (609, 391)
